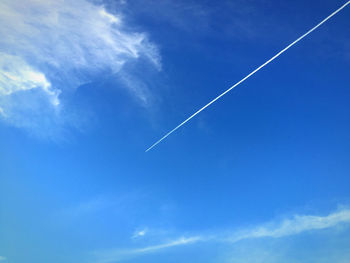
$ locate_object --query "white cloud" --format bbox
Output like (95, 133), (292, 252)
(131, 228), (148, 239)
(93, 208), (350, 262)
(229, 208), (350, 242)
(0, 53), (60, 106)
(133, 236), (202, 253)
(0, 0), (160, 135)
(0, 256), (6, 261)
(0, 107), (5, 117)
(94, 236), (203, 263)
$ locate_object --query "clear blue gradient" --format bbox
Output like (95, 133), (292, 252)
(1, 0), (350, 262)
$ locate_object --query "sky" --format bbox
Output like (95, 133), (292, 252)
(0, 0), (350, 262)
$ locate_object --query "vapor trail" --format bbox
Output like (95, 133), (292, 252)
(146, 1), (350, 152)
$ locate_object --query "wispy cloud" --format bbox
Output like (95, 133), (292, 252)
(0, 0), (160, 136)
(94, 236), (203, 263)
(133, 236), (203, 253)
(131, 228), (148, 239)
(93, 208), (350, 262)
(0, 53), (59, 106)
(0, 256), (6, 261)
(229, 208), (350, 242)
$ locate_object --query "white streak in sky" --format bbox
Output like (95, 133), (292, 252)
(94, 208), (350, 262)
(94, 236), (203, 263)
(146, 1), (350, 152)
(133, 236), (202, 253)
(228, 208), (350, 242)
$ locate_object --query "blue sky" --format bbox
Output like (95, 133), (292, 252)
(1, 0), (350, 262)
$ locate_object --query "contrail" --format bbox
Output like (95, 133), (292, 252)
(146, 1), (350, 152)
